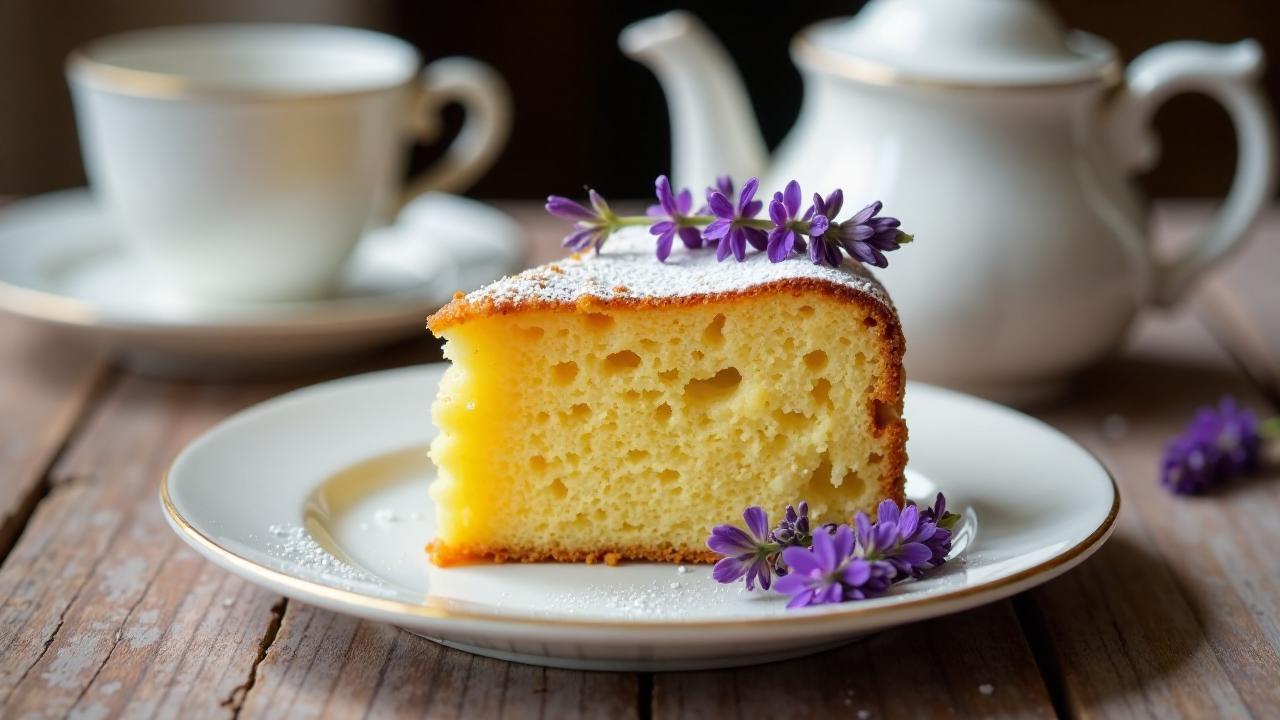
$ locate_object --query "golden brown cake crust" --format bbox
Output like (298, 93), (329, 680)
(428, 227), (895, 335)
(427, 540), (721, 567)
(430, 276), (893, 334)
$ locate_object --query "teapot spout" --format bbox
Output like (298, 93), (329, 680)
(620, 11), (768, 190)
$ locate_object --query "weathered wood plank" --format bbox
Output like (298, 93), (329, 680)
(0, 376), (291, 718)
(0, 334), (449, 719)
(654, 602), (1055, 718)
(0, 317), (107, 557)
(1029, 310), (1280, 719)
(238, 602), (640, 720)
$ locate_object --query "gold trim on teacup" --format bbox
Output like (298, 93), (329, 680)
(159, 450), (1121, 632)
(791, 32), (1123, 92)
(66, 50), (417, 102)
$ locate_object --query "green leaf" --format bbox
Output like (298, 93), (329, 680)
(1261, 417), (1280, 440)
(938, 511), (961, 531)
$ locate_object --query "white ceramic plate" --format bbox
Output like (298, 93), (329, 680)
(162, 364), (1118, 671)
(0, 190), (522, 374)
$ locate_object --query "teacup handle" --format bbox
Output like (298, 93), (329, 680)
(402, 57), (512, 202)
(1105, 40), (1277, 306)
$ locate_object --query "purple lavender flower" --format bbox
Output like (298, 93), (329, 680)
(771, 501), (812, 547)
(547, 176), (914, 266)
(710, 493), (961, 608)
(647, 176), (704, 262)
(704, 176), (768, 262)
(836, 201), (912, 269)
(766, 180), (812, 262)
(920, 492), (960, 531)
(545, 189), (614, 252)
(707, 506), (778, 590)
(773, 525), (894, 608)
(1161, 396), (1262, 494)
(876, 499), (945, 579)
(769, 501), (818, 576)
(696, 175), (735, 215)
(917, 493), (957, 569)
(806, 192), (910, 268)
(806, 190), (844, 267)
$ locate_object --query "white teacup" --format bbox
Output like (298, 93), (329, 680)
(67, 24), (511, 303)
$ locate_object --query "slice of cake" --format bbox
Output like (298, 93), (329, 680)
(426, 229), (906, 566)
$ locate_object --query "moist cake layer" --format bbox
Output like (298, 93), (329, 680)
(427, 231), (907, 566)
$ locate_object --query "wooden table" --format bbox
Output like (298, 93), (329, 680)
(1, 202), (1277, 719)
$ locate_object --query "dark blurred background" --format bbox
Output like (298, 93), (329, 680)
(2, 0), (1277, 200)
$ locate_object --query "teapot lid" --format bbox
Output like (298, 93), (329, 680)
(797, 0), (1119, 87)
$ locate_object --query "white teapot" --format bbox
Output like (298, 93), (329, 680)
(621, 0), (1276, 403)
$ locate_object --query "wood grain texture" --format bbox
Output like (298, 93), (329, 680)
(654, 602), (1054, 719)
(0, 316), (106, 558)
(1027, 310), (1280, 719)
(239, 603), (638, 720)
(0, 375), (292, 719)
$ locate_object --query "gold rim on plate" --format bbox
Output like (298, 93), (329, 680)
(159, 459), (1120, 631)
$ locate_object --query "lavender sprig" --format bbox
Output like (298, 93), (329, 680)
(708, 493), (958, 609)
(1161, 396), (1277, 494)
(546, 174), (911, 270)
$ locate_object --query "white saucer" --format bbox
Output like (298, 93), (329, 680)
(0, 189), (523, 374)
(162, 364), (1118, 671)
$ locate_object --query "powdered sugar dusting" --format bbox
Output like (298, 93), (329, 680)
(459, 229), (893, 311)
(265, 523), (395, 596)
(535, 577), (781, 620)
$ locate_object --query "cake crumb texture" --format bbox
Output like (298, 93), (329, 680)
(427, 240), (907, 564)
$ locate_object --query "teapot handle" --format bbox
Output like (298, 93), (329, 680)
(1104, 40), (1277, 307)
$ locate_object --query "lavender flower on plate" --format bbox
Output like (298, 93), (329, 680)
(707, 506), (779, 590)
(769, 501), (838, 576)
(708, 492), (960, 610)
(859, 499), (940, 580)
(918, 493), (959, 568)
(771, 501), (813, 548)
(773, 525), (895, 608)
